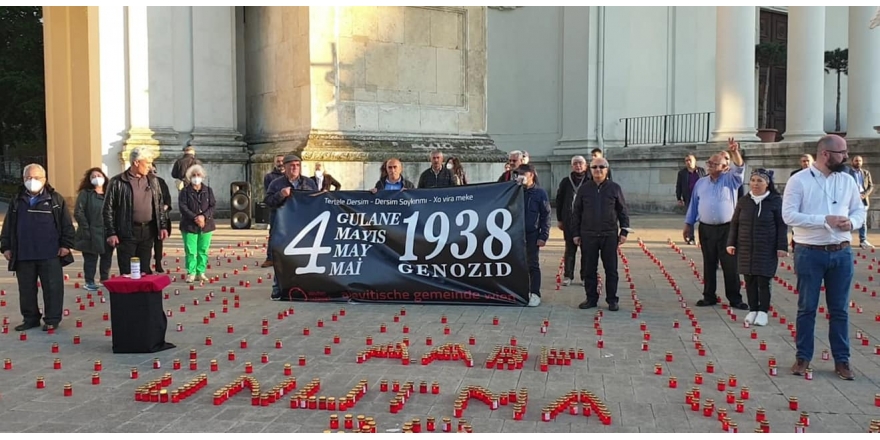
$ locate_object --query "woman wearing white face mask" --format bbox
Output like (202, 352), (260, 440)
(74, 167), (113, 290)
(178, 165), (216, 283)
(445, 157), (467, 186)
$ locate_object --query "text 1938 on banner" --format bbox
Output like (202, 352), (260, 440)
(270, 182), (530, 305)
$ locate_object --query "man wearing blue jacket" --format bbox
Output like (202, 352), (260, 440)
(515, 164), (551, 307)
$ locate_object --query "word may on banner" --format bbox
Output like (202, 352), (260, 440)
(270, 182), (530, 305)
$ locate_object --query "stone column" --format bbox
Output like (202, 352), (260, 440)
(43, 6), (102, 206)
(191, 6), (247, 215)
(783, 6), (826, 142)
(711, 6), (760, 142)
(846, 6), (880, 139)
(97, 6), (128, 176)
(124, 6), (180, 162)
(555, 6), (592, 152)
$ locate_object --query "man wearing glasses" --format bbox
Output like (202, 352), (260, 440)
(782, 135), (864, 380)
(571, 157), (631, 311)
(683, 138), (749, 310)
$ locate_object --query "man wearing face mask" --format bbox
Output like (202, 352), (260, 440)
(417, 150), (456, 188)
(1, 164), (75, 332)
(555, 155), (588, 286)
(311, 162), (341, 191)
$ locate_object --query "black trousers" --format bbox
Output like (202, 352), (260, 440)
(83, 245), (114, 284)
(581, 235), (619, 304)
(697, 223), (742, 304)
(562, 226), (583, 281)
(17, 258), (64, 325)
(116, 223), (157, 276)
(743, 274), (771, 312)
(526, 233), (541, 296)
(153, 234), (165, 270)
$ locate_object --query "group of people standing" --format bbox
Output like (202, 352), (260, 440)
(682, 135), (864, 381)
(0, 146), (216, 332)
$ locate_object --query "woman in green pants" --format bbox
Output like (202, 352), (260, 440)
(178, 165), (216, 283)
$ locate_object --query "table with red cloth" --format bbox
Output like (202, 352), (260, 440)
(103, 275), (176, 354)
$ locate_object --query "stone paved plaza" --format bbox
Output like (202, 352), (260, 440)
(1, 213), (880, 433)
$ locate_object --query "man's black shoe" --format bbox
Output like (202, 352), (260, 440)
(42, 324), (57, 332)
(578, 300), (598, 310)
(732, 302), (749, 310)
(696, 299), (717, 307)
(14, 322), (40, 332)
(607, 302), (619, 312)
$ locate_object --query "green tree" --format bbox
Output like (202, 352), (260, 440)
(0, 6), (45, 158)
(824, 48), (848, 133)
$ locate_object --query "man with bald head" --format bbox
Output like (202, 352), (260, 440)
(848, 155), (874, 249)
(571, 157), (631, 311)
(783, 135), (865, 380)
(684, 138), (748, 310)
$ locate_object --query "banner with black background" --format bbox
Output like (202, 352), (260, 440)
(270, 182), (530, 306)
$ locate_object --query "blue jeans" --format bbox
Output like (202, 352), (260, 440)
(859, 224), (867, 243)
(794, 246), (853, 363)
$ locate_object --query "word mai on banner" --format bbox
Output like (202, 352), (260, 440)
(270, 183), (530, 305)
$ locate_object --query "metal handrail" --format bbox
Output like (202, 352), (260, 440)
(620, 112), (714, 147)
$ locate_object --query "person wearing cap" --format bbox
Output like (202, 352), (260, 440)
(171, 146), (201, 191)
(726, 168), (787, 327)
(261, 154), (287, 268)
(264, 154), (318, 300)
(515, 164), (550, 307)
(571, 157), (631, 312)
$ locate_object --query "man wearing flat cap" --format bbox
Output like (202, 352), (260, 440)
(264, 154), (318, 300)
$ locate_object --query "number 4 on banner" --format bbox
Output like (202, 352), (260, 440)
(283, 211), (333, 274)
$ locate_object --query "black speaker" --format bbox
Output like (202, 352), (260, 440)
(254, 202), (270, 224)
(230, 181), (252, 229)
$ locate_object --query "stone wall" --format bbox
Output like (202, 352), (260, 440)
(600, 139), (880, 227)
(244, 6), (506, 201)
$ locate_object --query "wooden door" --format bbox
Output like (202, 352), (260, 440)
(759, 10), (787, 141)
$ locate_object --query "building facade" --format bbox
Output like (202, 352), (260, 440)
(42, 6), (880, 214)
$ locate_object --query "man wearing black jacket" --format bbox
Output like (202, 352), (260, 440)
(1, 164), (75, 332)
(676, 154), (706, 243)
(103, 147), (170, 276)
(571, 157), (631, 311)
(555, 155), (588, 286)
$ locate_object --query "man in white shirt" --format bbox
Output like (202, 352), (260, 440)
(782, 135), (865, 381)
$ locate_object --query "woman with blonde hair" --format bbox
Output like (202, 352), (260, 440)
(178, 164), (216, 283)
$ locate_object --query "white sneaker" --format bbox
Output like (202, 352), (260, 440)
(744, 311), (757, 325)
(861, 240), (874, 250)
(185, 274), (195, 284)
(754, 311), (769, 327)
(562, 278), (572, 286)
(528, 293), (541, 307)
(198, 274), (209, 282)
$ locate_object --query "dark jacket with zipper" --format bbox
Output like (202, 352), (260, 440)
(417, 167), (456, 188)
(727, 192), (787, 278)
(555, 172), (588, 225)
(0, 184), (75, 271)
(156, 175), (172, 234)
(178, 184), (217, 234)
(676, 166), (707, 205)
(570, 178), (630, 238)
(74, 189), (108, 254)
(103, 169), (169, 240)
(523, 184), (551, 242)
